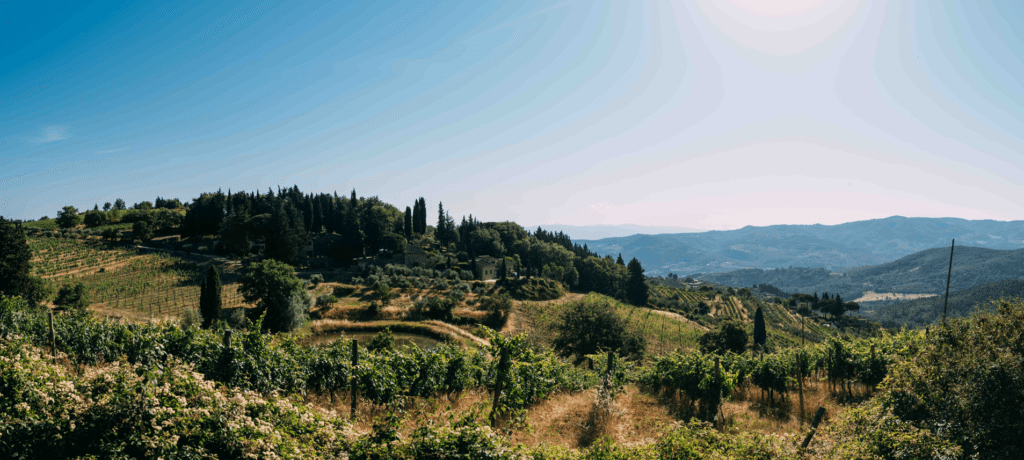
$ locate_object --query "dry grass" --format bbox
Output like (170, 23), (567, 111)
(721, 378), (851, 438)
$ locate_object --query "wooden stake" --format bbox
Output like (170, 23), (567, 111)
(350, 340), (359, 420)
(48, 311), (56, 361)
(801, 407), (826, 449)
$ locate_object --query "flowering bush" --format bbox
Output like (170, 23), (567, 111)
(0, 337), (348, 459)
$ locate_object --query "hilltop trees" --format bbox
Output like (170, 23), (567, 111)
(238, 259), (308, 332)
(56, 206), (81, 229)
(625, 257), (649, 306)
(199, 265), (222, 328)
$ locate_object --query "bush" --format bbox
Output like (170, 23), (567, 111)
(179, 308), (203, 329)
(309, 274), (324, 285)
(367, 327), (395, 352)
(870, 299), (1024, 458)
(228, 308), (249, 329)
(54, 283), (89, 311)
(551, 294), (645, 362)
(413, 297), (456, 322)
(698, 320), (748, 355)
(316, 294), (337, 307)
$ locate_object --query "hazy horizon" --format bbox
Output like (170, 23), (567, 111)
(4, 1), (1023, 226)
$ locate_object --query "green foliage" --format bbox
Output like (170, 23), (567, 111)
(82, 209), (110, 227)
(238, 259), (306, 332)
(366, 327), (395, 352)
(876, 298), (1024, 458)
(0, 217), (49, 306)
(822, 403), (963, 460)
(698, 320), (748, 355)
(625, 258), (649, 306)
(199, 264), (222, 328)
(374, 281), (392, 305)
(0, 337), (347, 459)
(551, 294), (646, 362)
(752, 307), (766, 346)
(56, 206), (81, 229)
(413, 296), (456, 322)
(132, 220), (153, 242)
(655, 420), (799, 460)
(497, 277), (565, 301)
(53, 282), (89, 311)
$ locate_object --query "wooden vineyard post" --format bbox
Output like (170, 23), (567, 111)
(48, 311), (56, 361)
(714, 356), (722, 428)
(223, 329), (232, 348)
(798, 353), (805, 426)
(801, 406), (826, 449)
(660, 317), (666, 355)
(350, 340), (359, 420)
(489, 346), (510, 428)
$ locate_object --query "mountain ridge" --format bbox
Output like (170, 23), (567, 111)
(578, 216), (1024, 276)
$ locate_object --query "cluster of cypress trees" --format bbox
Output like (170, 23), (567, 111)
(182, 187), (430, 265)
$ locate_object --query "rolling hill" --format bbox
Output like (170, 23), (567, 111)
(578, 216), (1024, 275)
(857, 278), (1024, 328)
(695, 245), (1024, 301)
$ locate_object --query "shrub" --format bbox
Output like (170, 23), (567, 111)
(551, 294), (645, 362)
(698, 320), (748, 355)
(367, 327), (395, 352)
(54, 283), (89, 311)
(309, 274), (324, 285)
(179, 308), (203, 329)
(316, 293), (337, 307)
(413, 297), (456, 322)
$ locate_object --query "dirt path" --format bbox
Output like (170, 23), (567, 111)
(422, 320), (491, 347)
(502, 292), (585, 336)
(650, 309), (709, 331)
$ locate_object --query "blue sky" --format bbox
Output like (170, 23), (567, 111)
(2, 0), (1023, 230)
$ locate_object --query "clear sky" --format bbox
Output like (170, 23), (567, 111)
(2, 0), (1023, 230)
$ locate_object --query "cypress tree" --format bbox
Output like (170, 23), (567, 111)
(199, 265), (223, 328)
(625, 258), (649, 306)
(753, 306), (766, 348)
(404, 206), (413, 240)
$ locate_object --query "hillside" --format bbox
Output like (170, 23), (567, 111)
(857, 278), (1024, 328)
(695, 245), (1024, 301)
(578, 216), (1024, 275)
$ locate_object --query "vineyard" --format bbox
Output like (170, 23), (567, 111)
(29, 237), (250, 319)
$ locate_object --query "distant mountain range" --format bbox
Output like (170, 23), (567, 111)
(697, 246), (1024, 301)
(577, 216), (1024, 276)
(526, 224), (702, 241)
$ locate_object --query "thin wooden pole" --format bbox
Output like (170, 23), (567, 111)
(350, 340), (359, 420)
(801, 407), (827, 449)
(48, 311), (56, 361)
(942, 239), (955, 322)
